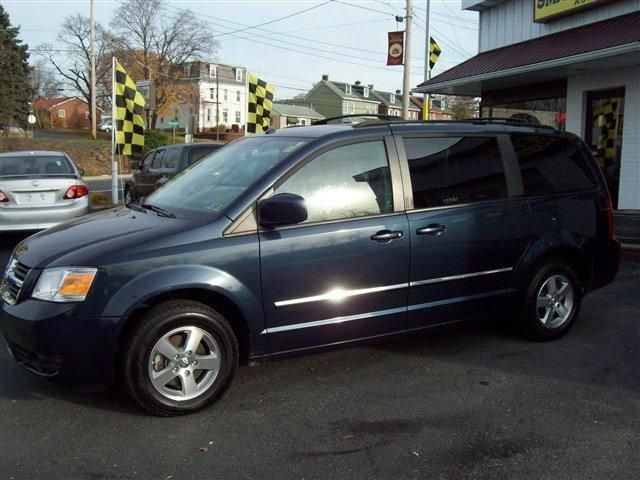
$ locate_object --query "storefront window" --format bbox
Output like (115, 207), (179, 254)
(585, 88), (625, 209)
(482, 98), (566, 131)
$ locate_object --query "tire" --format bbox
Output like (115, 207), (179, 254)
(119, 300), (239, 416)
(124, 186), (133, 205)
(517, 257), (583, 341)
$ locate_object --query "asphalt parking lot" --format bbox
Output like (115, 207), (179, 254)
(0, 232), (638, 480)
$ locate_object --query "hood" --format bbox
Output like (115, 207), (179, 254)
(12, 206), (218, 269)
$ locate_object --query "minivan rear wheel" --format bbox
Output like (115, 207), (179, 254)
(518, 257), (582, 340)
(119, 300), (239, 416)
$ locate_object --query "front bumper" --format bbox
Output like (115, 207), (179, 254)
(0, 197), (90, 231)
(1, 299), (121, 382)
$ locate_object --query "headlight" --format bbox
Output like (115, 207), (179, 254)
(32, 267), (97, 302)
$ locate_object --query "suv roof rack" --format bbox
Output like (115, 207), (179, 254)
(311, 114), (402, 125)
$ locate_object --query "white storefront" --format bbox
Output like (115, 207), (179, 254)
(417, 1), (640, 219)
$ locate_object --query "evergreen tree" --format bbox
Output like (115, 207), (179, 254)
(0, 4), (32, 127)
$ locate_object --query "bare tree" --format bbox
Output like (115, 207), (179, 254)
(36, 14), (110, 124)
(109, 0), (219, 128)
(29, 59), (62, 100)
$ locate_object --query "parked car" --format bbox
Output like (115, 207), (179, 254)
(0, 151), (90, 231)
(1, 118), (619, 415)
(0, 125), (26, 137)
(98, 119), (113, 132)
(124, 142), (223, 204)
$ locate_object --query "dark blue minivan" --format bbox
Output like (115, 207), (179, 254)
(1, 118), (620, 415)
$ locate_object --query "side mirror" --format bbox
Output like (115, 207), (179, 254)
(130, 161), (141, 171)
(258, 193), (308, 229)
(77, 168), (85, 176)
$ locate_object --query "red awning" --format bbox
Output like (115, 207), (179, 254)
(417, 12), (640, 93)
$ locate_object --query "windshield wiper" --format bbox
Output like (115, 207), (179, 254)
(141, 203), (176, 218)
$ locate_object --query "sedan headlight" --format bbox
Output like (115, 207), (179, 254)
(32, 267), (97, 302)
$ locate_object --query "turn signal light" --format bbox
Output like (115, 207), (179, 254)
(64, 185), (90, 199)
(0, 189), (8, 203)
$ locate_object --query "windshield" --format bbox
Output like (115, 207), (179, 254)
(0, 155), (75, 177)
(144, 136), (309, 215)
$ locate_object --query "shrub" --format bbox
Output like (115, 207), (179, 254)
(135, 130), (172, 159)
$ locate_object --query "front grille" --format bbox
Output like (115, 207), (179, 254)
(9, 342), (61, 377)
(1, 259), (31, 305)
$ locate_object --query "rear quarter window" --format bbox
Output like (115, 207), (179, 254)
(188, 146), (220, 165)
(510, 134), (596, 196)
(403, 136), (508, 209)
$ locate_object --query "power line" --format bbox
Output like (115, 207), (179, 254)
(209, 0), (334, 38)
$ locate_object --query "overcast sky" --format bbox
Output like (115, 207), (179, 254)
(4, 0), (479, 99)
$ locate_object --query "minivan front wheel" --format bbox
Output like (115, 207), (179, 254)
(518, 257), (582, 340)
(120, 300), (239, 416)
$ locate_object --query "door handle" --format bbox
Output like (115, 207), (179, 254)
(416, 224), (446, 236)
(370, 230), (403, 243)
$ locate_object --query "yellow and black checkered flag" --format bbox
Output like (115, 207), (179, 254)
(247, 73), (275, 135)
(429, 36), (442, 70)
(114, 60), (145, 155)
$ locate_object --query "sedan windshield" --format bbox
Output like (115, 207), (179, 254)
(144, 136), (308, 215)
(1, 155), (75, 177)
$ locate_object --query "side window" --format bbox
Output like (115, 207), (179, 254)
(510, 134), (596, 196)
(275, 141), (393, 224)
(151, 150), (164, 169)
(188, 146), (216, 166)
(141, 151), (155, 170)
(162, 148), (182, 169)
(403, 136), (507, 209)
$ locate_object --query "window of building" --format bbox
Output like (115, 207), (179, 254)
(300, 118), (308, 125)
(236, 90), (241, 102)
(275, 141), (393, 223)
(85, 111), (90, 119)
(363, 86), (369, 98)
(223, 89), (228, 101)
(222, 109), (228, 124)
(162, 148), (181, 169)
(345, 84), (352, 94)
(209, 88), (215, 100)
(58, 109), (65, 118)
(403, 136), (507, 209)
(206, 108), (211, 122)
(343, 101), (355, 115)
(389, 94), (395, 104)
(510, 134), (596, 197)
(235, 69), (243, 81)
(482, 98), (567, 131)
(184, 64), (191, 78)
(235, 111), (241, 124)
(209, 64), (216, 77)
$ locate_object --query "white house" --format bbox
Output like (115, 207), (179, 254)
(156, 61), (247, 133)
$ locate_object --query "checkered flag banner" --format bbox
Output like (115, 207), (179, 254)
(429, 36), (442, 70)
(247, 73), (275, 135)
(114, 60), (145, 155)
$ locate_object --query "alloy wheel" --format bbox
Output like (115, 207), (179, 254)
(536, 274), (574, 329)
(147, 326), (221, 401)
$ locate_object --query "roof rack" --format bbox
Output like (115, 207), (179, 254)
(350, 116), (557, 130)
(311, 114), (402, 125)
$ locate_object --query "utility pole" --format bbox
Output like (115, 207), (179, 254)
(423, 0), (431, 120)
(215, 69), (220, 142)
(401, 0), (413, 120)
(89, 0), (97, 140)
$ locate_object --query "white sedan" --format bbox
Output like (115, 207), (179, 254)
(0, 151), (91, 231)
